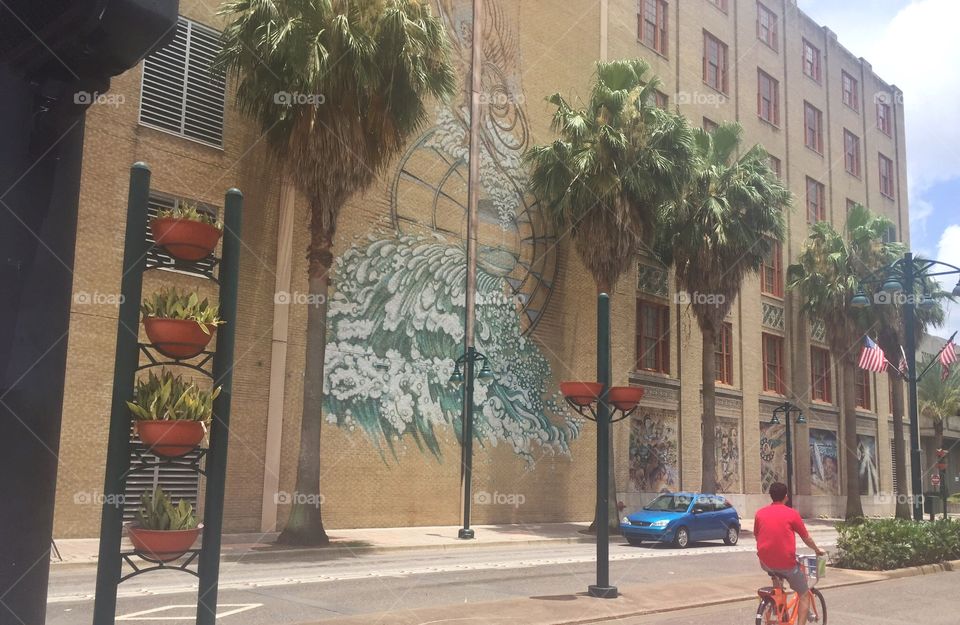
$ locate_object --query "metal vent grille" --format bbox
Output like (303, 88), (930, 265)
(146, 193), (219, 277)
(123, 448), (203, 521)
(139, 17), (225, 147)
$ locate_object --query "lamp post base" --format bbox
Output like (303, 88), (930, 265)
(588, 584), (618, 599)
(458, 528), (475, 539)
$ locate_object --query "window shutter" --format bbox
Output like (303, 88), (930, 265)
(140, 17), (225, 147)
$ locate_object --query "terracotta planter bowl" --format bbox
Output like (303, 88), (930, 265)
(136, 420), (204, 457)
(143, 317), (215, 359)
(559, 381), (603, 407)
(151, 217), (221, 261)
(607, 386), (645, 411)
(128, 524), (203, 562)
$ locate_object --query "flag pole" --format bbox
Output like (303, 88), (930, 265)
(916, 330), (958, 382)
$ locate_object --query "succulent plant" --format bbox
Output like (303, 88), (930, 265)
(135, 487), (199, 531)
(157, 202), (222, 229)
(127, 370), (220, 422)
(141, 287), (224, 333)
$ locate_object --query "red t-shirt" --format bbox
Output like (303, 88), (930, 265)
(754, 502), (809, 570)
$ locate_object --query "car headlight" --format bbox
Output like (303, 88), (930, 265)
(650, 520), (669, 528)
(623, 516), (630, 524)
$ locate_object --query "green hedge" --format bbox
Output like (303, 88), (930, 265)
(833, 518), (960, 570)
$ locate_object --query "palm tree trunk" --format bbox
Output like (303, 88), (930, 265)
(276, 225), (333, 546)
(889, 373), (911, 519)
(842, 359), (864, 520)
(701, 327), (718, 493)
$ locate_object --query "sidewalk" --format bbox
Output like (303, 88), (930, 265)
(50, 518), (840, 565)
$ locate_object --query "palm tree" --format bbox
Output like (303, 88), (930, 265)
(918, 354), (960, 468)
(526, 59), (694, 529)
(654, 123), (789, 493)
(787, 204), (893, 520)
(217, 0), (456, 545)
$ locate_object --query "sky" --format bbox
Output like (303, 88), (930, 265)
(798, 0), (960, 342)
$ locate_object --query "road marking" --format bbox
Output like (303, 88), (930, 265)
(116, 604), (262, 620)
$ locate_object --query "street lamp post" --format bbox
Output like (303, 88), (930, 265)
(852, 251), (960, 521)
(449, 349), (494, 539)
(770, 403), (806, 507)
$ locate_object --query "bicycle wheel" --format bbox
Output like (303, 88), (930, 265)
(755, 597), (778, 625)
(806, 588), (827, 624)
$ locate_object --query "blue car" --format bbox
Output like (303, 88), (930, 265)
(620, 492), (740, 549)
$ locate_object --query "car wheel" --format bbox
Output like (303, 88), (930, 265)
(626, 537), (644, 547)
(673, 526), (689, 549)
(723, 526), (740, 545)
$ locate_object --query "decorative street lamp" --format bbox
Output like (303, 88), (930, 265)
(770, 402), (806, 507)
(560, 293), (644, 599)
(449, 348), (495, 539)
(851, 251), (960, 520)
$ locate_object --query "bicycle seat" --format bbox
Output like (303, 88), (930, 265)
(757, 585), (776, 599)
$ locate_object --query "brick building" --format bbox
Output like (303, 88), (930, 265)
(53, 0), (910, 537)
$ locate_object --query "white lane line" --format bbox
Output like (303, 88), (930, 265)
(116, 604), (262, 620)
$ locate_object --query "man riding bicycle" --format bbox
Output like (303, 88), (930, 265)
(754, 482), (826, 623)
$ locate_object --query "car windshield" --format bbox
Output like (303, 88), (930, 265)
(643, 494), (691, 512)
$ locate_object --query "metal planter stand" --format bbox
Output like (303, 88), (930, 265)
(92, 163), (243, 625)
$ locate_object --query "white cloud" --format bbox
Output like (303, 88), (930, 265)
(934, 225), (960, 338)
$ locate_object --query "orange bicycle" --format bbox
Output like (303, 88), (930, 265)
(755, 557), (827, 624)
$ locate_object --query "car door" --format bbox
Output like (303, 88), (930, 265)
(689, 496), (711, 540)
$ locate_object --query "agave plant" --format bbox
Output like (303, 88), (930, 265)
(126, 370), (220, 423)
(141, 287), (223, 333)
(157, 202), (222, 230)
(135, 487), (199, 531)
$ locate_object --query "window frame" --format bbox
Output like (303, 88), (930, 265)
(709, 0), (729, 13)
(879, 153), (895, 198)
(714, 322), (734, 385)
(768, 155), (782, 179)
(636, 299), (671, 374)
(802, 38), (822, 82)
(803, 101), (823, 153)
(703, 31), (730, 94)
(856, 369), (872, 410)
(638, 0), (669, 57)
(841, 71), (860, 112)
(757, 2), (779, 50)
(762, 333), (786, 395)
(761, 238), (783, 297)
(806, 176), (826, 223)
(877, 100), (892, 136)
(843, 129), (861, 177)
(810, 346), (832, 404)
(757, 69), (780, 126)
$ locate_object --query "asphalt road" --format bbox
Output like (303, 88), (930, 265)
(604, 570), (960, 624)
(48, 529), (838, 624)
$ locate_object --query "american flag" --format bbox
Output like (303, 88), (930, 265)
(858, 337), (887, 373)
(940, 341), (957, 381)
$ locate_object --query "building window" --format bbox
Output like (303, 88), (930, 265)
(856, 370), (872, 410)
(804, 101), (823, 153)
(654, 90), (669, 109)
(139, 17), (226, 147)
(844, 129), (861, 177)
(710, 0), (729, 12)
(761, 239), (783, 297)
(806, 177), (826, 223)
(757, 2), (779, 50)
(703, 117), (718, 132)
(802, 39), (821, 82)
(846, 198), (859, 212)
(758, 69), (780, 125)
(762, 333), (785, 394)
(811, 347), (832, 403)
(715, 322), (734, 385)
(841, 71), (859, 112)
(877, 100), (892, 135)
(639, 0), (669, 56)
(703, 31), (729, 93)
(879, 153), (895, 198)
(882, 225), (897, 243)
(637, 300), (671, 373)
(768, 155), (782, 178)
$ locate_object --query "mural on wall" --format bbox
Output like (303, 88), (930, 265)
(628, 412), (679, 492)
(715, 419), (741, 493)
(323, 0), (579, 464)
(809, 428), (839, 496)
(759, 421), (786, 493)
(857, 434), (879, 496)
